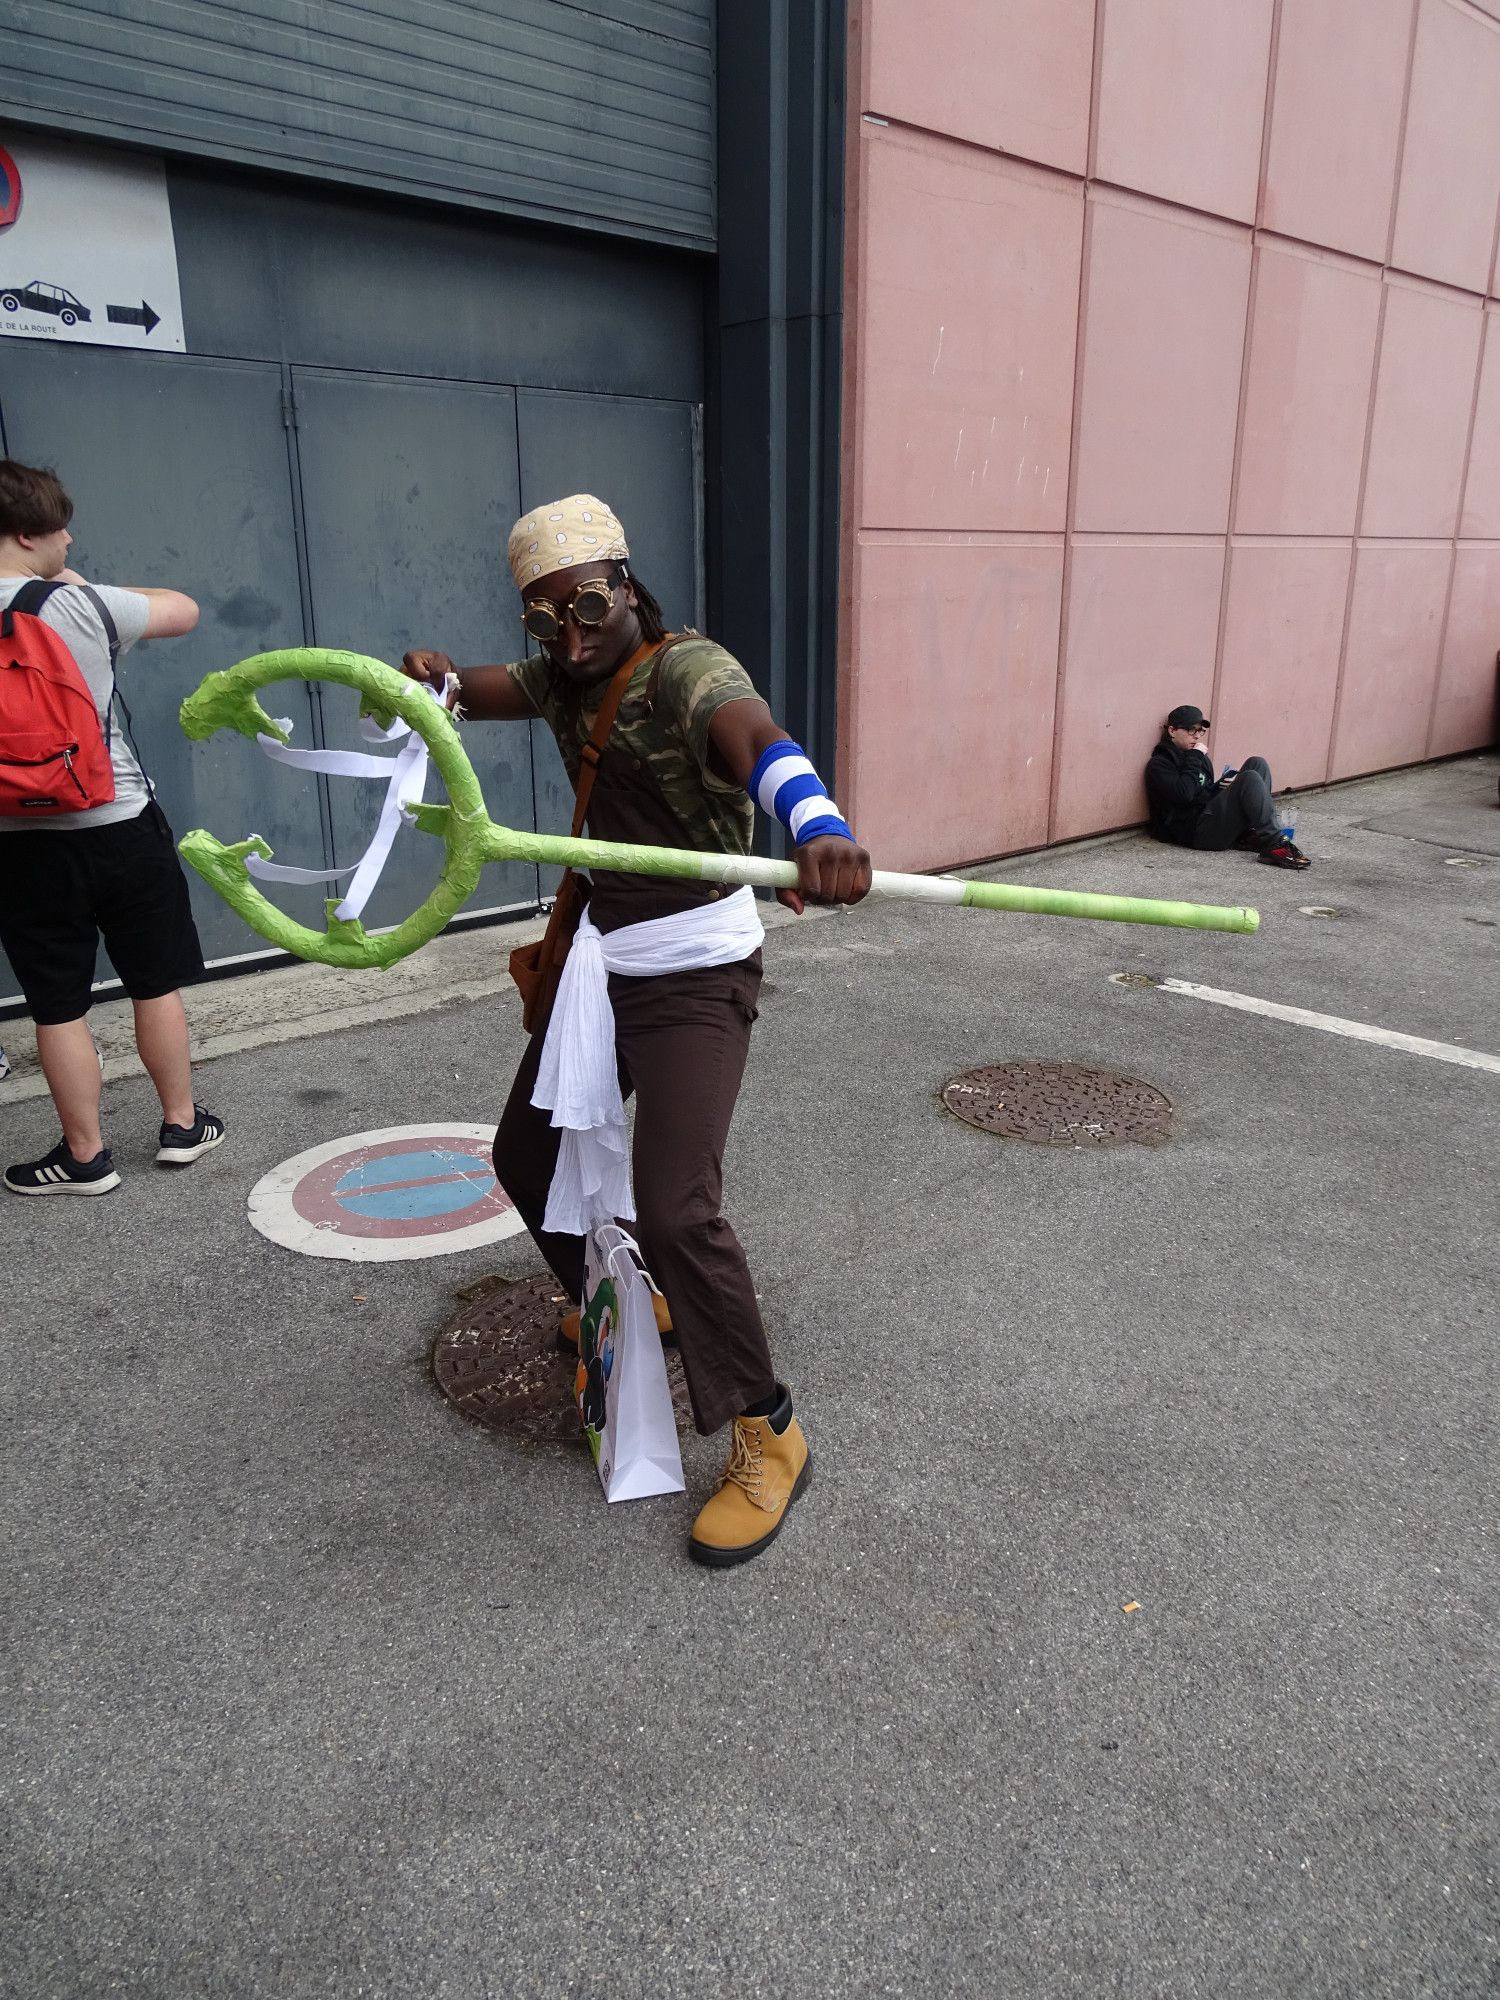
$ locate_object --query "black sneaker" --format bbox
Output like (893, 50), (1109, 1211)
(1258, 838), (1310, 870)
(4, 1138), (121, 1197)
(156, 1105), (226, 1167)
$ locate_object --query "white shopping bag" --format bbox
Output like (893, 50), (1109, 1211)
(576, 1222), (685, 1503)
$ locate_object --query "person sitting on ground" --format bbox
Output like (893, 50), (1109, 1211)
(1144, 704), (1309, 870)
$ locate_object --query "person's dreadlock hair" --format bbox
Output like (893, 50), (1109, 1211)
(617, 562), (666, 643)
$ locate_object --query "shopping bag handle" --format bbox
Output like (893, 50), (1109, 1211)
(591, 1222), (665, 1299)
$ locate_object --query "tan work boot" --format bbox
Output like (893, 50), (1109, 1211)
(688, 1389), (810, 1569)
(557, 1288), (674, 1353)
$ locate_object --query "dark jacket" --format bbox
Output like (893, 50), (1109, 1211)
(1144, 736), (1216, 845)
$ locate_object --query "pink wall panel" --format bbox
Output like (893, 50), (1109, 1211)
(1390, 0), (1500, 293)
(1052, 541), (1225, 840)
(840, 1), (1499, 870)
(1331, 544), (1451, 775)
(1213, 543), (1352, 788)
(1361, 283), (1485, 538)
(1459, 309), (1500, 538)
(856, 130), (1083, 533)
(1072, 198), (1251, 533)
(843, 536), (1063, 867)
(1429, 545), (1500, 753)
(1261, 0), (1414, 263)
(1235, 247), (1382, 535)
(862, 0), (1094, 176)
(1094, 0), (1274, 224)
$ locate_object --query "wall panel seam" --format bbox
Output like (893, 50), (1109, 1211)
(1325, 293), (1395, 782)
(1045, 0), (1105, 847)
(1422, 309), (1493, 753)
(1322, 0), (1422, 782)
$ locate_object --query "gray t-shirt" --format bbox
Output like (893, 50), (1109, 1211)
(0, 577), (151, 830)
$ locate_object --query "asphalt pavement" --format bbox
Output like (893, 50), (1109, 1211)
(3, 752), (1497, 1999)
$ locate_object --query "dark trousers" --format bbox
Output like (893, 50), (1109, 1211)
(1192, 756), (1277, 851)
(493, 955), (776, 1437)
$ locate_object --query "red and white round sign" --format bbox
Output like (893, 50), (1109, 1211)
(248, 1124), (526, 1262)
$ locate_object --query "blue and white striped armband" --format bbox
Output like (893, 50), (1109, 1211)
(748, 740), (855, 846)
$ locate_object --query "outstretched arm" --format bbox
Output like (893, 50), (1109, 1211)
(708, 696), (871, 913)
(57, 568), (198, 638)
(400, 648), (537, 721)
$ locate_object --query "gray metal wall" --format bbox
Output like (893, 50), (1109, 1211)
(2, 0), (715, 249)
(711, 0), (845, 776)
(0, 164), (705, 1002)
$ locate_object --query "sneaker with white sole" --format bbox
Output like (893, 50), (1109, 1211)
(156, 1105), (226, 1166)
(5, 1138), (121, 1196)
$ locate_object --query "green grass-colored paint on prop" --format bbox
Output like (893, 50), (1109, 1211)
(179, 649), (1259, 971)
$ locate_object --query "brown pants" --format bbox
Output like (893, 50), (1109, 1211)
(493, 953), (776, 1436)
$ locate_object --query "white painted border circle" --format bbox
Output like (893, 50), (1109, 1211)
(248, 1122), (527, 1262)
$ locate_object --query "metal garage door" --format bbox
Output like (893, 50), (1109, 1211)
(0, 345), (704, 1005)
(0, 343), (330, 977)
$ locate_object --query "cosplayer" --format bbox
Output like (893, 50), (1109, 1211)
(402, 496), (871, 1568)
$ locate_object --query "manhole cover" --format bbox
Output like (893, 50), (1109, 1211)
(941, 1061), (1173, 1147)
(431, 1274), (693, 1444)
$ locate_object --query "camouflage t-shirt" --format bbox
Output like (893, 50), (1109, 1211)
(508, 635), (758, 859)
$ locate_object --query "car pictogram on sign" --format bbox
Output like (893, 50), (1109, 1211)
(0, 280), (92, 326)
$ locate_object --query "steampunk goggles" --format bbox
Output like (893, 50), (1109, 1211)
(521, 574), (619, 644)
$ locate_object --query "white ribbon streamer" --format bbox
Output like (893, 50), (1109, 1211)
(532, 886), (766, 1237)
(243, 677), (453, 920)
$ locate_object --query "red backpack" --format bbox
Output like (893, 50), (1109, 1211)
(0, 579), (118, 816)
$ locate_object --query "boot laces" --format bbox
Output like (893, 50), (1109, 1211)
(725, 1420), (764, 1499)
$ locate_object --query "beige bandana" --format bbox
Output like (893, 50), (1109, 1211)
(507, 494), (629, 589)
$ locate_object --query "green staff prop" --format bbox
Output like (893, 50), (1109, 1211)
(178, 649), (1259, 970)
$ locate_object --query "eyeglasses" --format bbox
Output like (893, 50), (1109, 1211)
(521, 576), (617, 644)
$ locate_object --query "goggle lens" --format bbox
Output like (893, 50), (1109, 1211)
(522, 580), (615, 643)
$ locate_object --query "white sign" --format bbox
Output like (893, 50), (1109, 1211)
(0, 132), (185, 352)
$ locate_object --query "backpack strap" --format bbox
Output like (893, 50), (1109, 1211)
(3, 577), (61, 633)
(79, 583), (120, 671)
(76, 583), (131, 764)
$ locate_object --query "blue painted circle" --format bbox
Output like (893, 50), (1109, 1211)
(333, 1147), (495, 1221)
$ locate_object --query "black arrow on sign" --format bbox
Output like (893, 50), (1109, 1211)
(106, 300), (160, 335)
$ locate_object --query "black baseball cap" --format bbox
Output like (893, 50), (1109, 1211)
(1166, 704), (1210, 730)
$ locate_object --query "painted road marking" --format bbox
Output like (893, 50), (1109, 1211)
(249, 1123), (528, 1262)
(1157, 979), (1500, 1076)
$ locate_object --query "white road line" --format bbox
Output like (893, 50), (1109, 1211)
(1157, 979), (1500, 1076)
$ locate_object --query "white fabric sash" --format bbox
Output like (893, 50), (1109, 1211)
(532, 885), (765, 1236)
(243, 676), (455, 921)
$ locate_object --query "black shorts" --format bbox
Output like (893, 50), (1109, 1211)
(0, 801), (206, 1024)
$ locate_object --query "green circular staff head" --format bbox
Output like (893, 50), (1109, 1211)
(178, 648), (491, 970)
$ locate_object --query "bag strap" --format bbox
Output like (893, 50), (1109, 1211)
(570, 638), (663, 837)
(4, 576), (60, 633)
(76, 584), (134, 763)
(79, 583), (120, 670)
